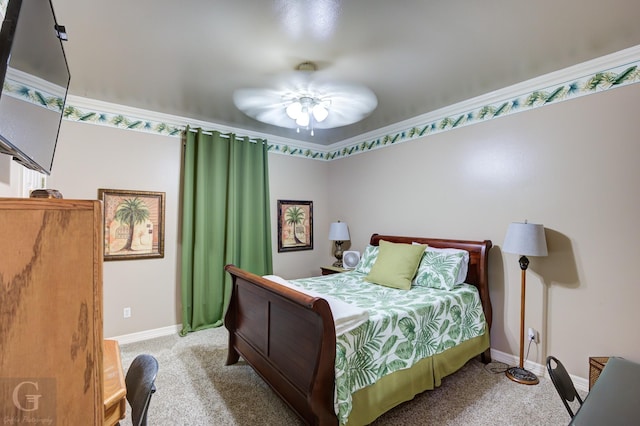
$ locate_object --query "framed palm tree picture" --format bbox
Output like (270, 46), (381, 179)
(98, 189), (165, 260)
(277, 200), (313, 252)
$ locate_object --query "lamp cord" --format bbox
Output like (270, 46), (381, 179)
(484, 361), (509, 374)
(525, 337), (534, 362)
(484, 338), (537, 375)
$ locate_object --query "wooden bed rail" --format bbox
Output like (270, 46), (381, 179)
(224, 265), (338, 425)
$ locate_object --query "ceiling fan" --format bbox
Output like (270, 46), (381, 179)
(233, 62), (378, 135)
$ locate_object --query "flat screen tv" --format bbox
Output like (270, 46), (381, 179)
(0, 0), (70, 175)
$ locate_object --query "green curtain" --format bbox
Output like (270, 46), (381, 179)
(180, 127), (273, 335)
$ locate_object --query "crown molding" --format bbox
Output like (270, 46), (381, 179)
(64, 94), (326, 155)
(59, 44), (640, 161)
(328, 44), (640, 158)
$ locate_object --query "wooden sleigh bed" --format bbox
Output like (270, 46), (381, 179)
(224, 234), (493, 425)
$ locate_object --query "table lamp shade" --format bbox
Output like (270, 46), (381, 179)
(503, 222), (548, 257)
(329, 222), (350, 241)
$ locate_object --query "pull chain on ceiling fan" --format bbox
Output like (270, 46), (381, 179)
(233, 61), (377, 135)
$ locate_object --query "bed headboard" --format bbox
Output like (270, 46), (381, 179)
(369, 234), (493, 330)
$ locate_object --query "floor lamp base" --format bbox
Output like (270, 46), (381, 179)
(506, 366), (539, 385)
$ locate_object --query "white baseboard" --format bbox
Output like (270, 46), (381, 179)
(490, 348), (589, 392)
(107, 324), (182, 345)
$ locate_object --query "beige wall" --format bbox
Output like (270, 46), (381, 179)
(269, 153), (333, 279)
(2, 82), (638, 380)
(5, 122), (333, 338)
(47, 122), (183, 338)
(328, 84), (640, 379)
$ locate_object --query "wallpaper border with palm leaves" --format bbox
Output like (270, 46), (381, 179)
(326, 60), (640, 161)
(3, 52), (639, 161)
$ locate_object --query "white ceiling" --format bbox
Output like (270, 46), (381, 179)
(52, 0), (640, 146)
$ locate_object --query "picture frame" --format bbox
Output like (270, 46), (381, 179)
(98, 189), (165, 261)
(277, 200), (313, 252)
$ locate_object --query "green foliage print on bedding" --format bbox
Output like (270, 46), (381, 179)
(413, 250), (466, 290)
(291, 271), (487, 424)
(354, 245), (379, 274)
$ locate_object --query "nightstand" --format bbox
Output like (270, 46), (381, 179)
(321, 266), (349, 275)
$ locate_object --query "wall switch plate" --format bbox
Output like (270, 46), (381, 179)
(123, 307), (131, 318)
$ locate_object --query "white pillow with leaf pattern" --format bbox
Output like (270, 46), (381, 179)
(354, 245), (379, 274)
(412, 244), (470, 285)
(428, 247), (469, 285)
(413, 249), (468, 290)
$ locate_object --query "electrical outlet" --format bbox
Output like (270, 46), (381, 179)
(123, 307), (131, 318)
(528, 327), (537, 343)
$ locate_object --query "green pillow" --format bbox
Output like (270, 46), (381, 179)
(365, 240), (426, 290)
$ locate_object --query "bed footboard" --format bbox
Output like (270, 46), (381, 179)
(224, 265), (338, 426)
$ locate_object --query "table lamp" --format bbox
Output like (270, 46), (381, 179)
(328, 221), (350, 267)
(503, 220), (548, 385)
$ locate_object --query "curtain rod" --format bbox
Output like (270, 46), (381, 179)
(185, 127), (264, 143)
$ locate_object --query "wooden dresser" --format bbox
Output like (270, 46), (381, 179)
(104, 340), (127, 425)
(0, 198), (105, 424)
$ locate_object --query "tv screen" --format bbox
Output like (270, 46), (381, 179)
(0, 0), (70, 175)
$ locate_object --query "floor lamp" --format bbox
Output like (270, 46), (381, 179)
(503, 220), (548, 385)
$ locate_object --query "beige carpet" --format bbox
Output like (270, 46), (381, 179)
(118, 327), (577, 425)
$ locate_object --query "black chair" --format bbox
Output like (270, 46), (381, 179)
(546, 355), (583, 418)
(125, 354), (159, 426)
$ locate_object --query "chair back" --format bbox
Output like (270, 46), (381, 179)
(546, 355), (583, 418)
(125, 354), (159, 426)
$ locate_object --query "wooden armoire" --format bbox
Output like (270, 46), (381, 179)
(0, 198), (104, 424)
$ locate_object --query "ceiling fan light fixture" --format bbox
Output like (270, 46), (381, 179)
(232, 61), (377, 135)
(295, 110), (310, 127)
(285, 101), (302, 119)
(285, 95), (328, 128)
(312, 103), (329, 122)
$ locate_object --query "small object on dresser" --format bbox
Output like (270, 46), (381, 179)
(589, 357), (609, 390)
(30, 188), (63, 198)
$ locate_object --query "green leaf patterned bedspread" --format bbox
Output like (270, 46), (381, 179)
(290, 271), (488, 424)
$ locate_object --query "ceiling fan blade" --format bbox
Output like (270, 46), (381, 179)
(233, 88), (298, 128)
(232, 88), (283, 110)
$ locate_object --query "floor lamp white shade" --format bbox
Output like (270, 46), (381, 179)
(503, 220), (548, 385)
(503, 221), (548, 257)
